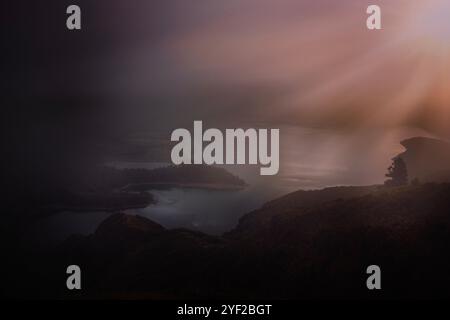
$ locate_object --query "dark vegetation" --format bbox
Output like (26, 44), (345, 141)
(385, 157), (408, 187)
(15, 183), (450, 299)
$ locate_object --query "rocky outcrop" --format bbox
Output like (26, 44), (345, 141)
(396, 137), (450, 183)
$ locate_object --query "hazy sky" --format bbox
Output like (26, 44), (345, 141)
(86, 0), (450, 188)
(16, 0), (450, 128)
(10, 0), (450, 189)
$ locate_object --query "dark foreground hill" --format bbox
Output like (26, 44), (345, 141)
(13, 183), (450, 299)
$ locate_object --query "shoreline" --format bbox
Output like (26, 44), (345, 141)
(37, 182), (246, 218)
(121, 182), (247, 192)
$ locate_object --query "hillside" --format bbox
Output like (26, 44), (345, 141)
(17, 183), (450, 299)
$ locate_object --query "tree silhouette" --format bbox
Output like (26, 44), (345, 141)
(385, 157), (408, 186)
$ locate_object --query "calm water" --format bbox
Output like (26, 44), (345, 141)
(29, 162), (293, 246)
(125, 184), (281, 235)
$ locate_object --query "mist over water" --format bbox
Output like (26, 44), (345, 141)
(28, 124), (432, 244)
(31, 162), (292, 244)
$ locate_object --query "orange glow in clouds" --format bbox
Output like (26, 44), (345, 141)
(170, 0), (450, 136)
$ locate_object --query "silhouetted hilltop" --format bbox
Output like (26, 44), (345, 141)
(28, 183), (450, 299)
(93, 213), (166, 251)
(227, 184), (450, 248)
(55, 213), (227, 298)
(396, 137), (450, 183)
(229, 186), (379, 240)
(119, 164), (247, 191)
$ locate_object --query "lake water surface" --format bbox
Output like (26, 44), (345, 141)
(29, 162), (294, 246)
